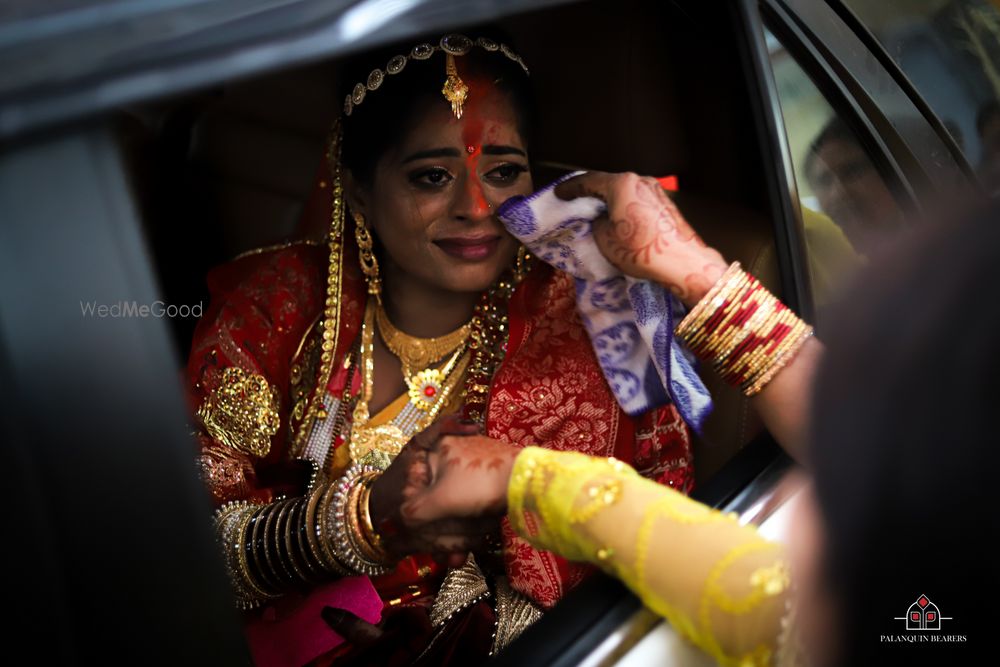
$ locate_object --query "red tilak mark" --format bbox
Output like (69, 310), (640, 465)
(464, 144), (488, 215)
(459, 74), (494, 216)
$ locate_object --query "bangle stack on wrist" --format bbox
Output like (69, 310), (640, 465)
(328, 464), (395, 576)
(215, 465), (394, 609)
(216, 500), (278, 609)
(675, 262), (813, 397)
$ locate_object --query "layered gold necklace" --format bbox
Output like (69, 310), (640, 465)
(349, 301), (470, 470)
(375, 302), (472, 408)
(376, 303), (471, 373)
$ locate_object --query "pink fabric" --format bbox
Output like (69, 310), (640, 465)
(245, 576), (383, 667)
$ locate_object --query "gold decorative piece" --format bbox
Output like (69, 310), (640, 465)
(215, 500), (276, 609)
(407, 368), (446, 411)
(348, 416), (409, 467)
(492, 576), (543, 655)
(349, 301), (468, 468)
(429, 554), (490, 627)
(354, 212), (382, 302)
(196, 367), (280, 458)
(375, 302), (471, 373)
(442, 53), (469, 119)
(343, 34), (529, 118)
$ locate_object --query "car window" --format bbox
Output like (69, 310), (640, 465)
(843, 0), (1000, 195)
(763, 26), (907, 321)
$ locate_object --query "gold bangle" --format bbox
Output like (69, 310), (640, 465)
(316, 481), (352, 575)
(345, 477), (383, 564)
(248, 505), (281, 594)
(264, 498), (294, 585)
(329, 466), (392, 575)
(303, 482), (335, 574)
(257, 501), (288, 589)
(273, 498), (303, 585)
(721, 306), (786, 383)
(237, 505), (276, 600)
(357, 475), (392, 564)
(282, 498), (313, 584)
(678, 268), (750, 348)
(293, 493), (324, 578)
(737, 312), (800, 386)
(215, 500), (276, 609)
(675, 262), (743, 338)
(675, 261), (812, 396)
(745, 324), (814, 396)
(684, 272), (754, 354)
(360, 479), (385, 551)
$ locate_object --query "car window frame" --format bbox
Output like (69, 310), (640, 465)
(761, 0), (979, 208)
(825, 0), (985, 191)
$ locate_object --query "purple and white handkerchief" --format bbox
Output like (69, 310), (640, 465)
(497, 172), (712, 431)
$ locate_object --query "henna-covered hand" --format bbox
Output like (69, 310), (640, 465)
(367, 415), (500, 566)
(555, 171), (728, 306)
(406, 434), (519, 523)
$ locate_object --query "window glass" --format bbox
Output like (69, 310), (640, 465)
(764, 27), (907, 319)
(844, 0), (1000, 194)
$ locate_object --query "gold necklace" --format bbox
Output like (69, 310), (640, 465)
(375, 302), (471, 376)
(349, 301), (469, 469)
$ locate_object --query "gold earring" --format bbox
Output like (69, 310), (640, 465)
(514, 245), (531, 282)
(354, 212), (382, 302)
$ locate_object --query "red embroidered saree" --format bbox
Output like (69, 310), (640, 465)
(188, 196), (693, 664)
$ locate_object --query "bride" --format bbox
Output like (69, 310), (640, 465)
(188, 31), (817, 665)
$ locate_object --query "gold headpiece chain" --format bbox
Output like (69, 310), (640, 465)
(342, 34), (529, 120)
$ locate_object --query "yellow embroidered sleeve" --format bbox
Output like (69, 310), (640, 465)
(508, 447), (790, 667)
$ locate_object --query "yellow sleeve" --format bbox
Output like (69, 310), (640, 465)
(800, 206), (865, 308)
(508, 447), (791, 667)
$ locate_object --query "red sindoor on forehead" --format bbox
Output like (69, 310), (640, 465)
(457, 75), (498, 215)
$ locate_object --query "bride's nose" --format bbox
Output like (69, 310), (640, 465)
(452, 172), (492, 221)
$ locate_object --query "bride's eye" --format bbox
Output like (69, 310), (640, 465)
(410, 167), (454, 188)
(485, 163), (528, 185)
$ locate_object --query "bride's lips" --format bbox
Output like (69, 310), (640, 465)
(433, 234), (501, 261)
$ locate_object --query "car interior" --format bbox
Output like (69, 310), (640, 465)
(0, 1), (814, 664)
(5, 1), (994, 664)
(118, 0), (787, 494)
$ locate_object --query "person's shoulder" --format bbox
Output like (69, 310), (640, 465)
(206, 239), (326, 296)
(227, 238), (327, 267)
(801, 208), (850, 245)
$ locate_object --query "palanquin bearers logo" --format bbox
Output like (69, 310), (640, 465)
(894, 595), (953, 631)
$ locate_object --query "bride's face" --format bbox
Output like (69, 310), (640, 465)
(358, 87), (532, 294)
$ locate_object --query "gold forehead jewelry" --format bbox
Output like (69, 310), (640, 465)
(343, 34), (529, 120)
(442, 53), (470, 119)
